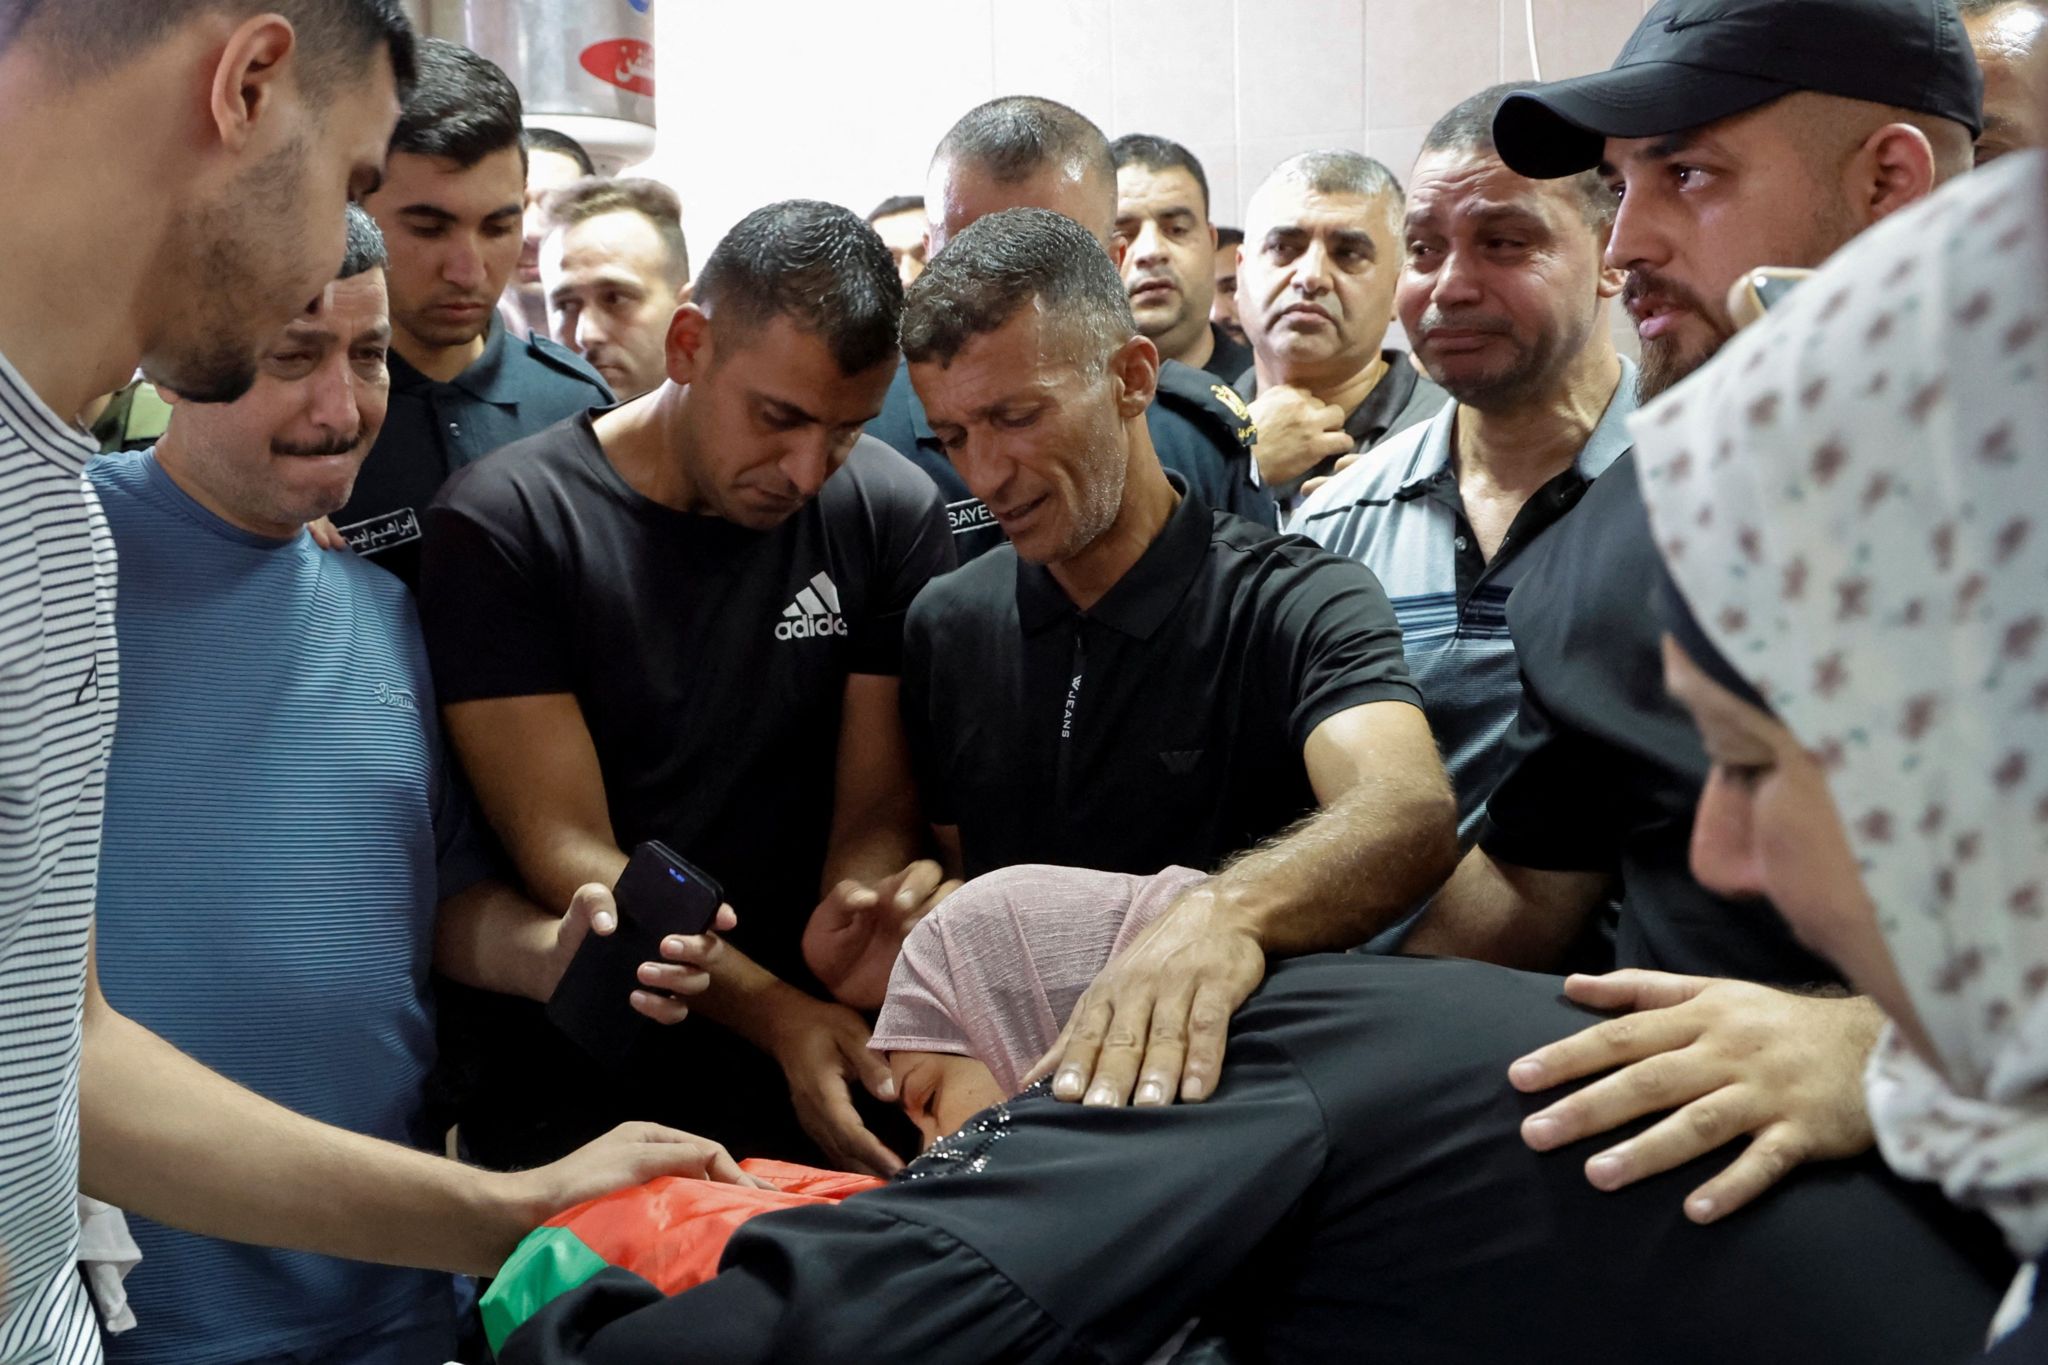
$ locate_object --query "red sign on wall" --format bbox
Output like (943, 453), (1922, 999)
(580, 38), (654, 97)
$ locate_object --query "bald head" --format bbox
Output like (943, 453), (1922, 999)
(926, 95), (1118, 254)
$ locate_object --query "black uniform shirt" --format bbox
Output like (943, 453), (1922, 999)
(903, 480), (1418, 880)
(1197, 320), (1254, 383)
(417, 420), (954, 1165)
(867, 357), (1271, 562)
(337, 317), (612, 589)
(1478, 450), (1839, 987)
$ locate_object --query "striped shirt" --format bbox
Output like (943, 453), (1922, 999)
(1288, 360), (1636, 843)
(89, 450), (488, 1363)
(0, 348), (120, 1365)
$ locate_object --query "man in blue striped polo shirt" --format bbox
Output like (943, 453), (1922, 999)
(1291, 84), (1636, 849)
(87, 210), (738, 1365)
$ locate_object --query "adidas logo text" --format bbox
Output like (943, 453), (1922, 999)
(775, 571), (850, 641)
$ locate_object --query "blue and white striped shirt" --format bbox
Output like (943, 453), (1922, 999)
(1289, 361), (1637, 842)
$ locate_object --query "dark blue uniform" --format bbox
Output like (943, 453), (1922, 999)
(335, 318), (612, 590)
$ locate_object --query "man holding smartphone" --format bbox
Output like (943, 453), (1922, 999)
(420, 200), (955, 1178)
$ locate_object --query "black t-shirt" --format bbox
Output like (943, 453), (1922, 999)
(1478, 450), (1838, 986)
(903, 482), (1419, 880)
(866, 358), (1273, 563)
(418, 418), (954, 1164)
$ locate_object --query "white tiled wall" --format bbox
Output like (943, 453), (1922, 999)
(649, 0), (1656, 265)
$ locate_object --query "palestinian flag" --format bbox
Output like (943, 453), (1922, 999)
(483, 1159), (886, 1354)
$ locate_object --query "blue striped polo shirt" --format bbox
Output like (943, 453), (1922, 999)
(1288, 361), (1636, 842)
(87, 450), (491, 1364)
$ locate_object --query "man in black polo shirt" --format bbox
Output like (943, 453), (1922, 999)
(418, 201), (955, 1177)
(866, 96), (1266, 561)
(336, 39), (612, 589)
(894, 209), (1456, 1060)
(1233, 150), (1448, 517)
(1111, 134), (1252, 382)
(1042, 0), (1988, 1219)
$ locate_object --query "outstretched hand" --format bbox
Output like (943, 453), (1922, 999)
(1510, 970), (1881, 1223)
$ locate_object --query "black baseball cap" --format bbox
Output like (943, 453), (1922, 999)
(1493, 0), (1984, 179)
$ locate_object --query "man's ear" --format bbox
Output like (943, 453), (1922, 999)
(1109, 333), (1161, 419)
(208, 14), (299, 155)
(1597, 228), (1628, 299)
(1856, 123), (1938, 225)
(666, 303), (712, 385)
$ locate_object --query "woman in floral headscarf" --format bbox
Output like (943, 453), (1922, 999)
(1636, 145), (2048, 1356)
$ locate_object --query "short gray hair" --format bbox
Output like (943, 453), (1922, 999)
(340, 203), (387, 280)
(901, 207), (1133, 372)
(1251, 150), (1404, 236)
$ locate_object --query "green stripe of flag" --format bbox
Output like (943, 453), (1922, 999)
(482, 1225), (614, 1354)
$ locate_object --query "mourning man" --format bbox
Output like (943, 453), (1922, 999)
(866, 96), (1264, 559)
(896, 207), (1455, 1025)
(1234, 152), (1447, 516)
(91, 206), (731, 1365)
(1111, 133), (1252, 380)
(1291, 85), (1633, 845)
(337, 38), (611, 588)
(541, 177), (692, 402)
(421, 201), (955, 1179)
(867, 193), (929, 288)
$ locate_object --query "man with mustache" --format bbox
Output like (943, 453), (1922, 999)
(87, 207), (744, 1365)
(1044, 0), (1990, 1223)
(1231, 151), (1448, 518)
(1291, 84), (1633, 852)
(1395, 0), (1983, 1223)
(335, 39), (612, 591)
(1111, 134), (1251, 381)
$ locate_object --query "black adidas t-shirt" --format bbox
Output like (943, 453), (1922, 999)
(418, 416), (954, 1164)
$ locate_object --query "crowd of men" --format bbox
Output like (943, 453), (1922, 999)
(1, 0), (2045, 1361)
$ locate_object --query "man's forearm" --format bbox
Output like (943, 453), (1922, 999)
(434, 878), (562, 1003)
(80, 997), (536, 1277)
(688, 943), (815, 1054)
(1209, 774), (1459, 955)
(1401, 848), (1609, 970)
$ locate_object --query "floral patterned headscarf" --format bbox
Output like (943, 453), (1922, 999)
(1632, 150), (2048, 1261)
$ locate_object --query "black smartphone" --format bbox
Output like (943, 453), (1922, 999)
(545, 841), (724, 1063)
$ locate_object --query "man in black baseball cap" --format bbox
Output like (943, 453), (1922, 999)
(1493, 0), (1981, 399)
(1399, 0), (1989, 1228)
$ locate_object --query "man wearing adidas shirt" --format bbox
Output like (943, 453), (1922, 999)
(421, 201), (955, 1179)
